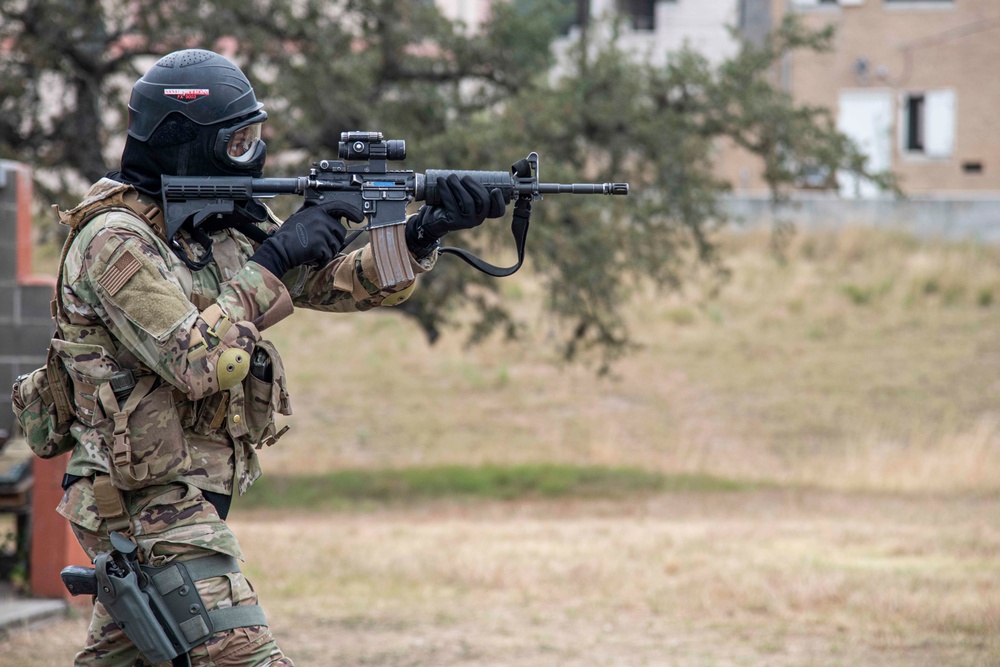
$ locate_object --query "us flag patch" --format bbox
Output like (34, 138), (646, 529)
(99, 249), (142, 296)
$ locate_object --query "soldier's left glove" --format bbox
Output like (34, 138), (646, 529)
(406, 174), (506, 258)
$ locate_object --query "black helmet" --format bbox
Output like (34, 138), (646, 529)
(120, 49), (267, 188)
(114, 49), (270, 257)
(128, 49), (262, 142)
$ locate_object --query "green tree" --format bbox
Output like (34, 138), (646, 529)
(393, 10), (895, 369)
(0, 1), (889, 369)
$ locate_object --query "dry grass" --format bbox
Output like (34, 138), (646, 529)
(8, 491), (1000, 666)
(258, 225), (1000, 493)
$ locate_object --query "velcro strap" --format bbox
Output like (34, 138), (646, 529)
(150, 565), (185, 595)
(180, 615), (211, 645)
(182, 554), (241, 582)
(187, 327), (208, 362)
(209, 393), (230, 431)
(93, 475), (130, 533)
(93, 475), (126, 520)
(207, 605), (268, 633)
(201, 304), (233, 340)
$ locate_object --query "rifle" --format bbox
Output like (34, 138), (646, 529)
(161, 131), (629, 286)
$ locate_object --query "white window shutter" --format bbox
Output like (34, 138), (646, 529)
(793, 0), (820, 6)
(924, 90), (956, 159)
(840, 0), (865, 6)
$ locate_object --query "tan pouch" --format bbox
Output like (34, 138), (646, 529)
(241, 339), (291, 447)
(11, 366), (74, 459)
(50, 338), (120, 427)
(98, 377), (191, 491)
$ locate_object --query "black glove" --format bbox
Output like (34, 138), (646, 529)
(406, 174), (506, 257)
(251, 200), (364, 277)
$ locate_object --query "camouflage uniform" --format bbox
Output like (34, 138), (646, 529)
(51, 178), (434, 666)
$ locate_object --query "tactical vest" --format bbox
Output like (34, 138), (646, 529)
(13, 179), (289, 497)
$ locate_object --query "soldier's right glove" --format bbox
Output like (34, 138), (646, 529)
(406, 174), (506, 258)
(251, 200), (364, 277)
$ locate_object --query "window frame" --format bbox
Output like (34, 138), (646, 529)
(898, 89), (956, 161)
(616, 0), (657, 31)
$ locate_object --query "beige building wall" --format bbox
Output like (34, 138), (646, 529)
(434, 0), (495, 32)
(785, 0), (1000, 195)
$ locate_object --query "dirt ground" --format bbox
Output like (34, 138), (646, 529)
(6, 488), (999, 666)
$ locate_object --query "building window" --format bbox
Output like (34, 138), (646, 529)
(901, 90), (955, 158)
(617, 0), (656, 31)
(905, 95), (925, 151)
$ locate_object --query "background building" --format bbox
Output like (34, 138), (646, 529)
(781, 0), (1000, 197)
(574, 0), (743, 65)
(479, 0), (1000, 202)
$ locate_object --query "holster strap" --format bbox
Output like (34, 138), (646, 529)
(208, 606), (268, 633)
(142, 554), (267, 646)
(146, 554), (240, 598)
(182, 554), (241, 583)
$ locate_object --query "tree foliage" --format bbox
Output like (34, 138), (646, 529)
(0, 0), (891, 369)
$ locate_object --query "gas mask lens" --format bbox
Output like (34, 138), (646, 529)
(226, 123), (262, 163)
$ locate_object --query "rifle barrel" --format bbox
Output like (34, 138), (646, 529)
(533, 183), (629, 196)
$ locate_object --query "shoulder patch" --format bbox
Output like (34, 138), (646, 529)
(97, 249), (142, 296)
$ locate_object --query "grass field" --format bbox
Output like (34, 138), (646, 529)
(257, 225), (1000, 493)
(6, 225), (1000, 665)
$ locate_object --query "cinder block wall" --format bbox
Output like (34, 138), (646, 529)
(0, 161), (56, 435)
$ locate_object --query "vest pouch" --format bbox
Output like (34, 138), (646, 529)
(103, 379), (191, 492)
(241, 339), (291, 447)
(191, 392), (229, 436)
(12, 367), (74, 459)
(50, 338), (120, 428)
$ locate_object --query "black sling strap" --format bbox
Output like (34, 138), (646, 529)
(439, 198), (532, 278)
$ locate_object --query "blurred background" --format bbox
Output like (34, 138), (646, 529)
(1, 1), (999, 665)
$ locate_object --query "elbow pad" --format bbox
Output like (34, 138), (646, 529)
(217, 348), (251, 390)
(185, 304), (258, 398)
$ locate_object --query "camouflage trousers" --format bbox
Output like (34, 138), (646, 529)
(57, 477), (293, 667)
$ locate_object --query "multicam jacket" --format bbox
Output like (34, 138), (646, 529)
(53, 178), (432, 496)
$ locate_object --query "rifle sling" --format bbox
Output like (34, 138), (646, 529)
(439, 199), (531, 278)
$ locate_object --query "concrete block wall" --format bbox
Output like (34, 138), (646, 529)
(723, 193), (1000, 243)
(0, 161), (56, 435)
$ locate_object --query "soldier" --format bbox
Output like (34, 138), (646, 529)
(15, 49), (505, 666)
